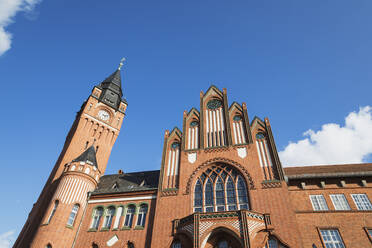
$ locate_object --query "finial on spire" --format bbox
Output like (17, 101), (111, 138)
(118, 57), (126, 70)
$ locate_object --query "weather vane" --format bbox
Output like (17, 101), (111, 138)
(118, 57), (126, 70)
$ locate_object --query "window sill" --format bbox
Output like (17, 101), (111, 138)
(88, 228), (97, 232)
(100, 228), (110, 232)
(40, 223), (48, 227)
(134, 226), (144, 230)
(112, 228), (119, 231)
(121, 226), (131, 230)
(66, 225), (74, 229)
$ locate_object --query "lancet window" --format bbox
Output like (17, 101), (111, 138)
(255, 132), (275, 180)
(193, 164), (249, 212)
(232, 115), (246, 145)
(187, 120), (199, 150)
(47, 200), (59, 223)
(205, 99), (226, 148)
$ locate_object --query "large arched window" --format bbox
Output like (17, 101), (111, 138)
(91, 207), (103, 229)
(103, 206), (115, 229)
(136, 204), (148, 227)
(193, 164), (249, 212)
(67, 204), (79, 226)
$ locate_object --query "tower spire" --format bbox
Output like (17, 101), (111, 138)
(96, 61), (128, 110)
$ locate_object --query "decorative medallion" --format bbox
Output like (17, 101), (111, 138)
(207, 99), (222, 109)
(237, 147), (247, 158)
(188, 153), (197, 163)
(106, 235), (119, 247)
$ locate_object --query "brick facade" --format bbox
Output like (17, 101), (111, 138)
(14, 68), (372, 248)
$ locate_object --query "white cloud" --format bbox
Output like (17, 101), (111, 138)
(0, 0), (41, 56)
(0, 230), (15, 248)
(279, 106), (372, 167)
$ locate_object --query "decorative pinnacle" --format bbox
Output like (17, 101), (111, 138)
(118, 57), (126, 70)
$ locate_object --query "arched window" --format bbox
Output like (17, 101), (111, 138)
(124, 205), (136, 228)
(172, 241), (182, 248)
(205, 179), (214, 212)
(218, 241), (228, 248)
(46, 244), (52, 248)
(103, 206), (115, 229)
(265, 236), (288, 248)
(194, 180), (203, 212)
(136, 204), (148, 227)
(237, 176), (249, 209)
(91, 207), (103, 229)
(47, 200), (59, 223)
(193, 164), (249, 212)
(67, 204), (79, 226)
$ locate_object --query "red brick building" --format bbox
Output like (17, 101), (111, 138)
(14, 66), (372, 248)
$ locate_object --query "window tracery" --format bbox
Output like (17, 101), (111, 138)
(193, 164), (249, 212)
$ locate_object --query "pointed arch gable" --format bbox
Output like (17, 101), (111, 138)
(185, 157), (255, 195)
(186, 108), (200, 120)
(228, 102), (243, 112)
(203, 85), (223, 99)
(251, 116), (265, 130)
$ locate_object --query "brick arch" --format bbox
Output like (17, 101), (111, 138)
(200, 225), (243, 248)
(185, 157), (255, 195)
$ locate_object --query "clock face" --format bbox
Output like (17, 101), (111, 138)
(98, 110), (110, 121)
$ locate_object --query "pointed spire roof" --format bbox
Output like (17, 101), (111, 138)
(72, 145), (98, 167)
(100, 69), (123, 96)
(102, 69), (122, 89)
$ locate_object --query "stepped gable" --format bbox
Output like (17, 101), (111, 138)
(92, 170), (160, 195)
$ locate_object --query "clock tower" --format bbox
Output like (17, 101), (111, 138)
(14, 63), (128, 248)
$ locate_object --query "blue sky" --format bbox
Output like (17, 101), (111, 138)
(1, 0), (372, 246)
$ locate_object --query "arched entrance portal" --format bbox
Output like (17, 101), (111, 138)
(201, 227), (243, 248)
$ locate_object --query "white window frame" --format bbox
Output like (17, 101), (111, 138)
(319, 229), (345, 248)
(351, 194), (372, 210)
(310, 195), (328, 211)
(330, 194), (350, 210)
(90, 207), (103, 229)
(136, 204), (148, 227)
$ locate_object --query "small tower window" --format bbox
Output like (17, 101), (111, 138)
(91, 207), (103, 229)
(46, 244), (52, 248)
(67, 204), (79, 226)
(136, 204), (148, 227)
(47, 200), (59, 223)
